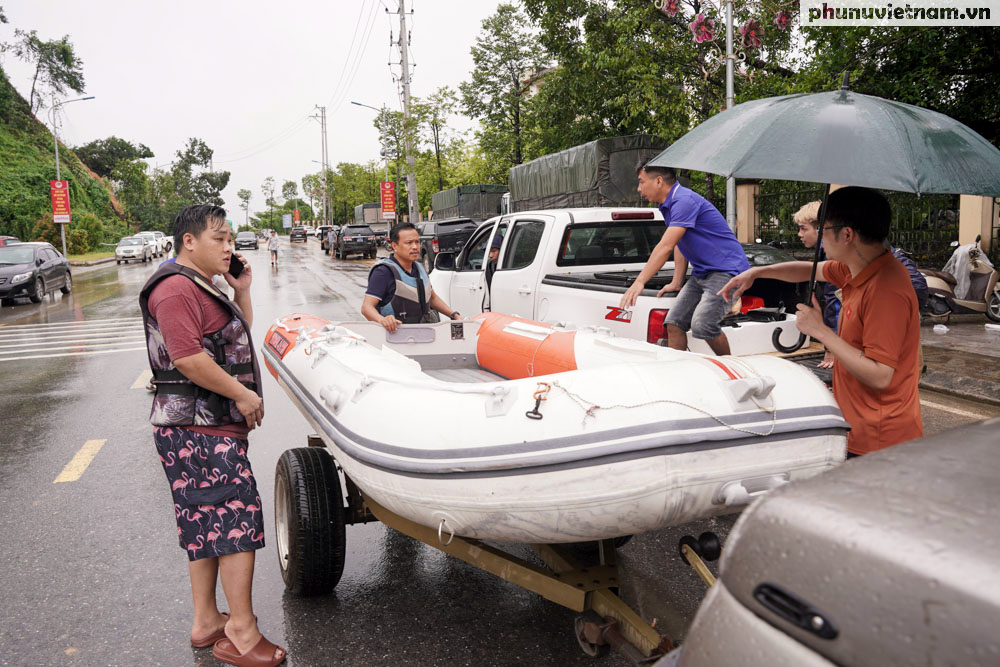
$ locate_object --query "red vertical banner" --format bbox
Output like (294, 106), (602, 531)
(50, 180), (71, 224)
(380, 181), (395, 220)
(293, 208), (300, 222)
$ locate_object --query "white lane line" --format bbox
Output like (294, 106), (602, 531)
(920, 399), (995, 420)
(131, 369), (152, 389)
(0, 339), (148, 356)
(0, 346), (147, 362)
(0, 335), (146, 350)
(54, 439), (107, 483)
(0, 317), (141, 329)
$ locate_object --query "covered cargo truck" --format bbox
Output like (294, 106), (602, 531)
(508, 134), (668, 212)
(354, 202), (387, 235)
(431, 184), (508, 221)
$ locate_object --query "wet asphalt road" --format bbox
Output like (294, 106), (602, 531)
(1, 237), (997, 667)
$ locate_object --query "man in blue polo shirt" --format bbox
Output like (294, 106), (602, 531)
(362, 222), (461, 332)
(620, 160), (749, 355)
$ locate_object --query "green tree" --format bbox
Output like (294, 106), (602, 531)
(67, 228), (88, 255)
(70, 211), (104, 250)
(460, 4), (549, 178)
(281, 180), (297, 204)
(261, 176), (275, 229)
(3, 29), (86, 114)
(237, 188), (252, 226)
(797, 27), (1000, 146)
(172, 138), (230, 205)
(74, 136), (153, 179)
(413, 86), (459, 193)
(30, 213), (60, 246)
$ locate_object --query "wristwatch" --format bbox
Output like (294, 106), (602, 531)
(450, 311), (461, 320)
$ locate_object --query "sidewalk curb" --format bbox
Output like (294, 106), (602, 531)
(919, 373), (1000, 408)
(69, 257), (116, 267)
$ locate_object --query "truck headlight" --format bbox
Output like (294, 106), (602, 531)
(11, 272), (32, 285)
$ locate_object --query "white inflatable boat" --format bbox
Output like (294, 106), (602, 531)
(263, 312), (847, 543)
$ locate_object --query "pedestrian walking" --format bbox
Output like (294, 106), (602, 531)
(719, 187), (922, 456)
(267, 231), (279, 266)
(620, 160), (750, 356)
(139, 205), (286, 666)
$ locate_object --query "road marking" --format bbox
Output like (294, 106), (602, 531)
(54, 439), (107, 483)
(0, 317), (141, 329)
(0, 346), (147, 362)
(131, 369), (153, 389)
(0, 335), (145, 350)
(919, 399), (994, 420)
(0, 318), (146, 361)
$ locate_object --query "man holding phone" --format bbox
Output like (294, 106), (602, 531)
(139, 205), (286, 666)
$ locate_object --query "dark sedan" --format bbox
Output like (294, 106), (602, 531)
(335, 225), (378, 259)
(290, 226), (308, 243)
(234, 231), (259, 250)
(0, 242), (72, 306)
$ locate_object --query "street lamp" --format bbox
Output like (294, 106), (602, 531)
(50, 94), (95, 256)
(351, 101), (395, 226)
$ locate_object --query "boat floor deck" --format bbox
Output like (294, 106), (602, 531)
(423, 366), (506, 384)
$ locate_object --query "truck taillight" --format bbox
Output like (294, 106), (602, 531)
(432, 238), (440, 253)
(647, 309), (669, 344)
(740, 296), (765, 313)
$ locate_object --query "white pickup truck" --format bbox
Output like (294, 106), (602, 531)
(430, 207), (809, 356)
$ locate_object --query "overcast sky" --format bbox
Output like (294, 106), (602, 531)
(1, 0), (503, 219)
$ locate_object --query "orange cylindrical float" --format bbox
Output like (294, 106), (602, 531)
(474, 313), (577, 380)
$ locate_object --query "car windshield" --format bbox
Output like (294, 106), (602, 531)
(118, 238), (143, 246)
(292, 227), (306, 232)
(236, 232), (255, 239)
(345, 226), (373, 234)
(0, 246), (35, 265)
(556, 221), (664, 267)
(437, 220), (476, 231)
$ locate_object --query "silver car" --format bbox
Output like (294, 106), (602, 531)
(664, 416), (1000, 667)
(134, 231), (164, 257)
(115, 237), (152, 264)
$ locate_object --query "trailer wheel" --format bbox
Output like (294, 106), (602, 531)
(274, 448), (346, 596)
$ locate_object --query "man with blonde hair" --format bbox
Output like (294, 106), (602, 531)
(794, 200), (839, 368)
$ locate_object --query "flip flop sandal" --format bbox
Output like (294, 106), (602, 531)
(190, 612), (229, 648)
(212, 635), (286, 667)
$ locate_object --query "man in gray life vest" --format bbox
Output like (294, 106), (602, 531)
(362, 222), (461, 332)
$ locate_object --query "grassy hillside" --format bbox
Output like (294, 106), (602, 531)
(0, 66), (117, 241)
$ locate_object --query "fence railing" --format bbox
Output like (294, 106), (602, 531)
(754, 186), (960, 268)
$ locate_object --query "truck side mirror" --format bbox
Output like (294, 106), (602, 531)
(435, 252), (456, 271)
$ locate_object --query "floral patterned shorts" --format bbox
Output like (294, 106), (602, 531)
(154, 427), (265, 561)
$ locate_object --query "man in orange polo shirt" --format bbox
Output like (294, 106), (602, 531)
(719, 187), (922, 455)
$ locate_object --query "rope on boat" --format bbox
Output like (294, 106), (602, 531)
(548, 380), (778, 437)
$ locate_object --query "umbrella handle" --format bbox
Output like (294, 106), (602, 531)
(772, 329), (806, 354)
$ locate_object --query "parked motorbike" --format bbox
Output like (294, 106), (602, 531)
(919, 235), (1000, 322)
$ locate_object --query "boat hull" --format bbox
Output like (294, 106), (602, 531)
(263, 315), (848, 543)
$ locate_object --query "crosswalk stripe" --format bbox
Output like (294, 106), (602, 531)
(0, 318), (147, 362)
(0, 346), (148, 362)
(54, 439), (107, 483)
(0, 317), (142, 329)
(0, 338), (146, 354)
(919, 399), (994, 420)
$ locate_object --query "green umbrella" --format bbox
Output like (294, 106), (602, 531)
(647, 75), (1000, 351)
(647, 78), (1000, 197)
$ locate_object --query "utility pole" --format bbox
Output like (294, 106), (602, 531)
(314, 105), (330, 226)
(395, 0), (419, 223)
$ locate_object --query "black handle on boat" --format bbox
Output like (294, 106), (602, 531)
(772, 328), (806, 354)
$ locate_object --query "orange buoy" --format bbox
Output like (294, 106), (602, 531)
(474, 313), (577, 380)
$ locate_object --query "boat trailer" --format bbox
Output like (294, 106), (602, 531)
(276, 436), (721, 664)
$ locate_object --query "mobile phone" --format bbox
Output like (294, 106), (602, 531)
(228, 254), (244, 279)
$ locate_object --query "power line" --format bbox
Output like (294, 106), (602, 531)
(328, 0), (381, 116)
(323, 0), (373, 109)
